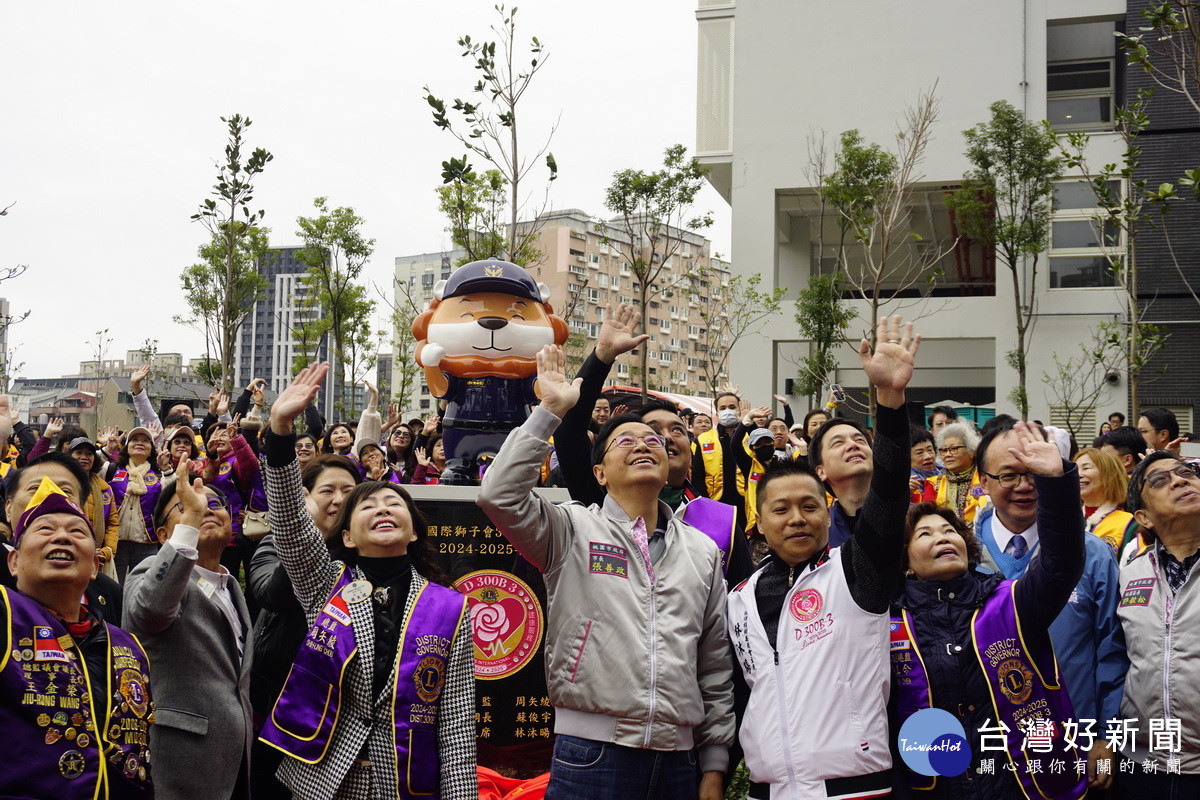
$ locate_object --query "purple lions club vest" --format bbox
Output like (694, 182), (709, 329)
(890, 581), (1086, 798)
(680, 497), (736, 576)
(210, 453), (266, 539)
(260, 568), (468, 799)
(1, 586), (153, 800)
(108, 467), (163, 542)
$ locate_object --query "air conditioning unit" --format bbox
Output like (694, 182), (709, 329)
(576, 256), (586, 263)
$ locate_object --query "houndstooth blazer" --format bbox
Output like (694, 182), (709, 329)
(264, 455), (477, 800)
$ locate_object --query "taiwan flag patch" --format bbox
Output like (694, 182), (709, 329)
(889, 619), (911, 651)
(34, 626), (70, 662)
(323, 594), (351, 626)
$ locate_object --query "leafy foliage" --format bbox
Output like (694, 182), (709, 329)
(697, 272), (787, 391)
(793, 272), (856, 397)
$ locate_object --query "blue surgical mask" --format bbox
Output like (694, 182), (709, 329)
(717, 409), (739, 428)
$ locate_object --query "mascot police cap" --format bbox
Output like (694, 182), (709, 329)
(433, 259), (551, 304)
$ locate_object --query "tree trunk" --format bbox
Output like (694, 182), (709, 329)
(1011, 261), (1029, 419)
(1128, 238), (1140, 418)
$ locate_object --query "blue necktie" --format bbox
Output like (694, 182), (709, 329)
(1008, 534), (1027, 560)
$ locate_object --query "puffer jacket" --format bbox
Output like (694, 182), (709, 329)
(478, 407), (735, 773)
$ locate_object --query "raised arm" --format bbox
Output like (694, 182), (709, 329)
(130, 365), (163, 432)
(477, 346), (581, 570)
(844, 316), (922, 613)
(353, 379), (382, 450)
(554, 303), (648, 506)
(264, 363), (342, 611)
(1008, 422), (1085, 630)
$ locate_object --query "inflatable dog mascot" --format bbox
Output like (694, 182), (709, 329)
(412, 259), (569, 484)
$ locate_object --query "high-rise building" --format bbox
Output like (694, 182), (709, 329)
(694, 0), (1166, 431)
(234, 246), (332, 412)
(392, 214), (726, 414)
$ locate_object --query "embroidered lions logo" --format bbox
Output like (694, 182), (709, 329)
(997, 658), (1034, 705)
(414, 656), (446, 703)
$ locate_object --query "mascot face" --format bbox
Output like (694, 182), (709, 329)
(427, 293), (559, 360)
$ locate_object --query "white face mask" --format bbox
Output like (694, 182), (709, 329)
(717, 409), (739, 428)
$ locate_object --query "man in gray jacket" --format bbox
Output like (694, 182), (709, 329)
(1116, 451), (1200, 795)
(123, 468), (254, 800)
(478, 345), (734, 800)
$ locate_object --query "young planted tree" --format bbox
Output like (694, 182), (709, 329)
(602, 144), (712, 400)
(379, 279), (426, 414)
(295, 197), (377, 418)
(1119, 2), (1200, 119)
(435, 157), (541, 266)
(1043, 320), (1167, 443)
(176, 226), (271, 388)
(188, 114), (274, 393)
(1059, 89), (1174, 414)
(696, 273), (787, 391)
(425, 4), (557, 262)
(792, 272), (857, 401)
(945, 99), (1061, 418)
(823, 88), (949, 418)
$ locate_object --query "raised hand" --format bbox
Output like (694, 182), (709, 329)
(175, 457), (209, 528)
(595, 303), (650, 364)
(414, 446), (430, 467)
(718, 381), (740, 397)
(157, 450), (175, 472)
(216, 392), (230, 416)
(208, 389), (221, 415)
(227, 413), (241, 441)
(422, 415), (440, 435)
(773, 393), (790, 407)
(271, 362), (330, 435)
(858, 315), (921, 409)
(44, 417), (64, 439)
(536, 345), (582, 419)
(362, 378), (378, 409)
(1005, 421), (1063, 477)
(130, 364), (151, 395)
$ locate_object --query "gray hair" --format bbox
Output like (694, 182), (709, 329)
(936, 422), (981, 454)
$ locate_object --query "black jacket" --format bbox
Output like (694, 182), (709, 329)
(247, 534), (314, 714)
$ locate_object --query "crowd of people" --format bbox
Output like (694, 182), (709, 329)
(3, 305), (1199, 799)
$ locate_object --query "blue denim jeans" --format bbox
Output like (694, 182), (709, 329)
(545, 735), (699, 800)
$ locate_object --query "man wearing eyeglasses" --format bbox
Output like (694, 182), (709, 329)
(123, 464), (254, 800)
(973, 419), (1125, 791)
(479, 345), (733, 800)
(1115, 452), (1200, 791)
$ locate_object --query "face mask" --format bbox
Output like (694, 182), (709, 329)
(717, 409), (739, 428)
(753, 444), (775, 464)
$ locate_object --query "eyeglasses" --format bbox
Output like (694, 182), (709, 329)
(1143, 464), (1198, 490)
(168, 496), (229, 516)
(982, 470), (1035, 489)
(603, 434), (666, 454)
(938, 445), (966, 456)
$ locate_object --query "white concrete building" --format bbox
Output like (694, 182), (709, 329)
(696, 0), (1131, 433)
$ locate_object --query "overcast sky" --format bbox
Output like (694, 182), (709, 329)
(0, 0), (730, 381)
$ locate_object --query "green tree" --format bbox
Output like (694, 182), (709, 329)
(425, 4), (557, 261)
(295, 197), (377, 418)
(1059, 89), (1173, 415)
(191, 358), (222, 385)
(697, 272), (787, 391)
(793, 272), (857, 400)
(382, 279), (426, 415)
(435, 158), (541, 265)
(1119, 2), (1200, 121)
(189, 114), (274, 393)
(176, 227), (271, 388)
(945, 100), (1061, 418)
(601, 144), (712, 400)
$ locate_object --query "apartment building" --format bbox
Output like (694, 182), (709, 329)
(694, 0), (1180, 432)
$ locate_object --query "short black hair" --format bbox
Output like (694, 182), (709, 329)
(591, 413), (645, 465)
(910, 426), (935, 449)
(55, 427), (88, 452)
(636, 398), (682, 420)
(302, 454), (362, 491)
(163, 413), (192, 429)
(755, 458), (824, 511)
(714, 392), (740, 408)
(1140, 408), (1179, 440)
(807, 416), (870, 471)
(1127, 450), (1185, 516)
(1108, 411), (1126, 425)
(152, 480), (228, 531)
(10, 452), (94, 508)
(326, 481), (444, 583)
(927, 405), (958, 428)
(975, 416), (1018, 476)
(1101, 426), (1146, 459)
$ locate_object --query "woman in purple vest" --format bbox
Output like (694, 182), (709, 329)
(258, 362), (476, 800)
(889, 421), (1088, 799)
(104, 426), (164, 582)
(356, 440), (403, 485)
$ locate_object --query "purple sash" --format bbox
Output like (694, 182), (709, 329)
(0, 587), (153, 799)
(108, 468), (163, 541)
(260, 568), (467, 799)
(891, 582), (1086, 798)
(681, 497), (737, 576)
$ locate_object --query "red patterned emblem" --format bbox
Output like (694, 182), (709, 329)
(789, 588), (823, 622)
(453, 570), (543, 680)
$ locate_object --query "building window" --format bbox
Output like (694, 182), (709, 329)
(1049, 180), (1121, 289)
(1047, 20), (1117, 129)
